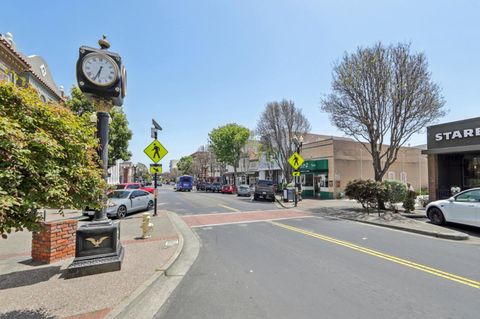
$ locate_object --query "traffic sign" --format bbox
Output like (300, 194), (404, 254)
(144, 139), (168, 163)
(150, 164), (163, 174)
(288, 152), (304, 170)
(293, 171), (300, 177)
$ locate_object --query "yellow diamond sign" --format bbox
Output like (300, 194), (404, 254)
(150, 164), (163, 174)
(288, 152), (304, 170)
(144, 139), (168, 163)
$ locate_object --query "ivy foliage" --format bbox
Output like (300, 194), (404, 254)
(0, 82), (106, 237)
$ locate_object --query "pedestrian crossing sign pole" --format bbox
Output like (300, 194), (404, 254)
(146, 119), (167, 216)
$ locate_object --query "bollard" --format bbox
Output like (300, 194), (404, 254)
(140, 213), (154, 239)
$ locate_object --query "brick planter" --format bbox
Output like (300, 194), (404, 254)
(32, 219), (78, 263)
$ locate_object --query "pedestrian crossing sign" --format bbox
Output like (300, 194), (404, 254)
(293, 171), (300, 177)
(150, 164), (163, 174)
(144, 139), (168, 163)
(288, 152), (304, 170)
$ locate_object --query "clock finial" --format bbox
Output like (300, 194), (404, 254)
(98, 35), (110, 50)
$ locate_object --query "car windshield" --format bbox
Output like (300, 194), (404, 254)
(258, 180), (273, 186)
(115, 185), (126, 190)
(240, 186), (249, 190)
(108, 190), (130, 199)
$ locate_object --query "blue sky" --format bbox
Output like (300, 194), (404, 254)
(3, 0), (480, 169)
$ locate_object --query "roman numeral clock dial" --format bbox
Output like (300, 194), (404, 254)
(81, 53), (119, 87)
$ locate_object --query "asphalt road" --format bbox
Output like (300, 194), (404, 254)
(156, 186), (280, 215)
(155, 190), (480, 319)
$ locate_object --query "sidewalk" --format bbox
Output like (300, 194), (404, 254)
(0, 210), (181, 319)
(278, 198), (471, 241)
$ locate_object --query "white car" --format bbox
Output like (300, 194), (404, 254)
(83, 189), (154, 219)
(426, 188), (480, 227)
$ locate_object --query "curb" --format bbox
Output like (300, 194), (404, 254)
(104, 212), (185, 319)
(106, 211), (200, 319)
(338, 216), (470, 241)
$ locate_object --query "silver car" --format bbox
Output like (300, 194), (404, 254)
(83, 189), (154, 219)
(237, 184), (252, 197)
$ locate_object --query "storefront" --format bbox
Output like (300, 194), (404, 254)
(299, 159), (332, 199)
(423, 117), (480, 201)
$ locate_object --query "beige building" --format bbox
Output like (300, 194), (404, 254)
(300, 136), (428, 199)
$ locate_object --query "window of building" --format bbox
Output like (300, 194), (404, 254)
(304, 174), (313, 187)
(463, 154), (480, 188)
(400, 172), (407, 183)
(387, 171), (396, 180)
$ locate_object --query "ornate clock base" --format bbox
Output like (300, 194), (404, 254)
(66, 220), (124, 278)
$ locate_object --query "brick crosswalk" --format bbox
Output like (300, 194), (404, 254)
(182, 210), (312, 228)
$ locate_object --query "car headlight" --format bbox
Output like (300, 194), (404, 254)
(107, 201), (117, 207)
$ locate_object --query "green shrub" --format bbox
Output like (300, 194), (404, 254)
(383, 180), (407, 212)
(403, 189), (416, 213)
(345, 179), (387, 214)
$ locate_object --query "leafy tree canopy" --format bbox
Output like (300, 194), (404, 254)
(208, 123), (250, 168)
(177, 156), (193, 175)
(0, 82), (106, 237)
(66, 86), (132, 167)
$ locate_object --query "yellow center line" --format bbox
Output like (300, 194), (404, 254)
(218, 204), (240, 212)
(269, 221), (480, 289)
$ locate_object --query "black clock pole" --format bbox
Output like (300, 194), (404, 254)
(94, 110), (110, 222)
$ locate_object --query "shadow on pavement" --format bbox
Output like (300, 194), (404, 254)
(0, 265), (61, 290)
(0, 309), (55, 319)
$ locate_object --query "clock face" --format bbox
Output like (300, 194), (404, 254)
(82, 53), (119, 86)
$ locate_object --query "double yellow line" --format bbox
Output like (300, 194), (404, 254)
(269, 221), (480, 289)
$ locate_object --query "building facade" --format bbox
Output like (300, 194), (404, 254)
(300, 136), (428, 199)
(0, 32), (64, 102)
(423, 117), (480, 201)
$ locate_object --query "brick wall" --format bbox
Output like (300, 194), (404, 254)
(32, 219), (78, 263)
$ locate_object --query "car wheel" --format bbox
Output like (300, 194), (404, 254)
(147, 200), (154, 211)
(117, 205), (127, 219)
(428, 207), (445, 225)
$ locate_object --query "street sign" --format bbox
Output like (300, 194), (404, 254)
(288, 152), (304, 170)
(144, 139), (168, 163)
(293, 171), (300, 177)
(150, 164), (163, 174)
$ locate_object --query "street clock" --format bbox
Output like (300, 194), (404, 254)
(76, 36), (126, 106)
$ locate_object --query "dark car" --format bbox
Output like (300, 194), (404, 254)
(204, 183), (212, 191)
(253, 180), (276, 202)
(221, 184), (237, 194)
(196, 182), (206, 191)
(211, 182), (222, 192)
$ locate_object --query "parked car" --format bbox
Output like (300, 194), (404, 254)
(115, 183), (154, 194)
(253, 180), (276, 202)
(83, 189), (154, 219)
(426, 188), (480, 227)
(196, 182), (206, 191)
(211, 182), (222, 192)
(237, 184), (251, 197)
(221, 184), (237, 194)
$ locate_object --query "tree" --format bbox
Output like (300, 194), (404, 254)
(135, 163), (152, 184)
(209, 123), (250, 185)
(256, 99), (311, 182)
(66, 86), (132, 167)
(0, 82), (106, 237)
(321, 42), (445, 184)
(177, 156), (193, 175)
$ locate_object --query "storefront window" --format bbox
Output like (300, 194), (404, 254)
(304, 174), (313, 187)
(463, 154), (480, 188)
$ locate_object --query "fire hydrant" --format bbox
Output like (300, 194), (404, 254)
(140, 213), (154, 239)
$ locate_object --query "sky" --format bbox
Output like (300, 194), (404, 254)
(3, 0), (480, 170)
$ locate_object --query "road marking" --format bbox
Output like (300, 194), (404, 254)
(218, 204), (240, 212)
(269, 221), (480, 289)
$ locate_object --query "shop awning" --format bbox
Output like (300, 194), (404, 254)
(422, 144), (480, 155)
